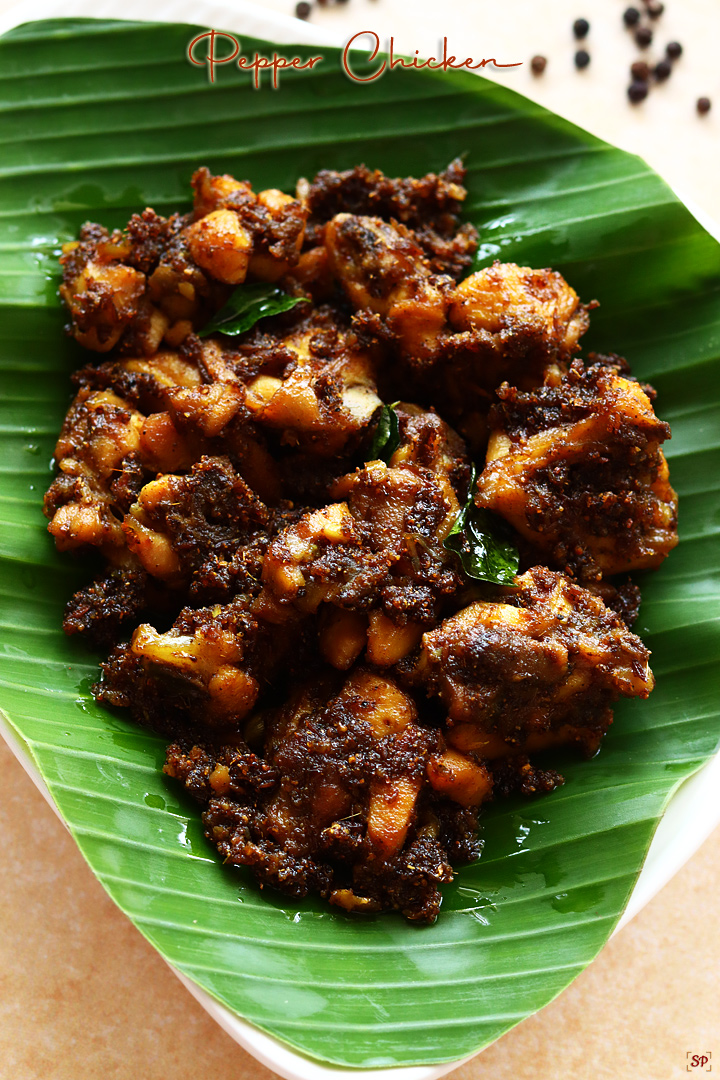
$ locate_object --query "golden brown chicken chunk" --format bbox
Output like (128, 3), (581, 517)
(475, 358), (678, 580)
(298, 156), (478, 276)
(241, 307), (381, 456)
(96, 598), (272, 732)
(122, 456), (270, 587)
(417, 566), (654, 758)
(165, 668), (488, 922)
(60, 169), (308, 354)
(43, 388), (145, 555)
(255, 404), (469, 640)
(324, 213), (589, 450)
(325, 213), (452, 362)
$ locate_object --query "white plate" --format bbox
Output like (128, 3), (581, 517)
(1, 2), (719, 1077)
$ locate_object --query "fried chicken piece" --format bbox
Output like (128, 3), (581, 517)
(44, 388), (146, 555)
(325, 213), (452, 362)
(255, 405), (469, 644)
(63, 569), (150, 648)
(298, 157), (478, 276)
(72, 346), (204, 413)
(43, 377), (204, 557)
(325, 213), (590, 450)
(416, 566), (654, 758)
(448, 261), (589, 354)
(122, 455), (270, 587)
(190, 167), (307, 283)
(436, 262), (589, 440)
(43, 343), (286, 560)
(60, 213), (201, 355)
(241, 306), (382, 456)
(95, 599), (269, 731)
(476, 359), (679, 580)
(60, 170), (308, 354)
(167, 669), (488, 921)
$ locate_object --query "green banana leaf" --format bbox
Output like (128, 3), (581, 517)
(1, 17), (719, 1069)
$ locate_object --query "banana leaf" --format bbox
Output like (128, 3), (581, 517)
(1, 17), (719, 1069)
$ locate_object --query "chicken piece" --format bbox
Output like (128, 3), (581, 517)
(435, 262), (589, 446)
(66, 336), (282, 494)
(94, 599), (268, 732)
(190, 167), (307, 283)
(42, 371), (219, 556)
(59, 250), (146, 353)
(60, 171), (308, 355)
(72, 346), (203, 413)
(325, 213), (590, 451)
(476, 358), (679, 580)
(254, 501), (381, 621)
(185, 209), (253, 286)
(166, 669), (485, 922)
(60, 212), (202, 356)
(256, 405), (469, 636)
(325, 213), (452, 362)
(57, 453), (274, 650)
(417, 565), (654, 756)
(298, 157), (478, 276)
(69, 340), (246, 467)
(448, 262), (589, 356)
(44, 388), (146, 554)
(388, 402), (472, 512)
(242, 307), (381, 455)
(122, 456), (270, 588)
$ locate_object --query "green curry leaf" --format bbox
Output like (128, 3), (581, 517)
(368, 402), (401, 462)
(444, 467), (520, 584)
(198, 282), (306, 337)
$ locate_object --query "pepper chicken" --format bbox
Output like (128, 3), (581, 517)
(45, 159), (677, 921)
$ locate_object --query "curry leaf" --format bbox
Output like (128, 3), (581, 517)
(367, 402), (401, 462)
(198, 282), (306, 337)
(444, 468), (520, 584)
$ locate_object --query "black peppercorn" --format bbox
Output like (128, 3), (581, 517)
(635, 26), (653, 48)
(623, 7), (641, 27)
(630, 79), (651, 103)
(666, 41), (683, 59)
(654, 59), (672, 81)
(573, 18), (590, 39)
(697, 97), (712, 115)
(575, 49), (591, 70)
(531, 55), (548, 76)
(645, 0), (664, 17)
(295, 0), (311, 16)
(628, 81), (649, 103)
(631, 60), (650, 81)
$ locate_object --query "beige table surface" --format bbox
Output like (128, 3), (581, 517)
(1, 1), (719, 1078)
